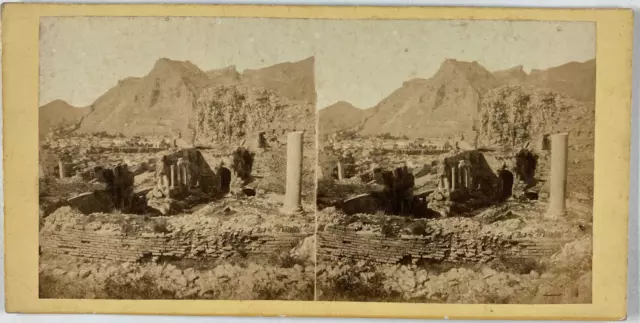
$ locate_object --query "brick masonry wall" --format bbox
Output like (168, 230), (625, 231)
(40, 228), (312, 262)
(318, 228), (568, 264)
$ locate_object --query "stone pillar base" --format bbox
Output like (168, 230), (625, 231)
(545, 209), (566, 218)
(280, 206), (304, 215)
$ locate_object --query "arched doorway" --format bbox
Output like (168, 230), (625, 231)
(515, 150), (538, 187)
(219, 167), (231, 194)
(499, 169), (514, 200)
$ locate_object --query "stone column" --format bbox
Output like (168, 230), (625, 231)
(58, 158), (66, 179)
(281, 131), (304, 215)
(170, 164), (177, 188)
(547, 133), (569, 217)
(182, 164), (189, 186)
(177, 165), (181, 186)
(451, 166), (457, 190)
(464, 167), (469, 188)
(337, 161), (344, 181)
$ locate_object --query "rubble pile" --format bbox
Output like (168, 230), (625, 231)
(168, 196), (316, 235)
(317, 258), (591, 304)
(40, 254), (314, 300)
(41, 206), (86, 232)
(41, 196), (315, 237)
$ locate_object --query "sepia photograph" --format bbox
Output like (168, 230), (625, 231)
(315, 20), (596, 303)
(2, 4), (632, 319)
(37, 17), (317, 300)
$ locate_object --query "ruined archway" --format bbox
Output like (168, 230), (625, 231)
(219, 167), (231, 194)
(515, 150), (538, 187)
(499, 169), (514, 200)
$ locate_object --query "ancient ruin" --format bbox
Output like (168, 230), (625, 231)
(317, 97), (592, 303)
(547, 133), (569, 217)
(38, 57), (318, 303)
(36, 16), (597, 306)
(282, 131), (304, 215)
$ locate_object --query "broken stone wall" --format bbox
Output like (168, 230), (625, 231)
(40, 228), (313, 262)
(317, 228), (568, 265)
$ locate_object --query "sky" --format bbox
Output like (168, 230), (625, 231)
(40, 17), (595, 110)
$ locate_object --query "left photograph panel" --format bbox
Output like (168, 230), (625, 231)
(38, 17), (317, 300)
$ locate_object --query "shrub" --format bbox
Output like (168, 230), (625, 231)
(102, 274), (172, 300)
(252, 282), (287, 300)
(39, 273), (90, 299)
(381, 222), (400, 238)
(151, 219), (170, 234)
(320, 267), (401, 302)
(489, 256), (545, 275)
(269, 250), (306, 269)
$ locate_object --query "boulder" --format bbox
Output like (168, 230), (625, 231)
(341, 193), (381, 215)
(290, 235), (315, 264)
(79, 268), (92, 279)
(67, 191), (113, 215)
(427, 200), (453, 217)
(147, 197), (181, 215)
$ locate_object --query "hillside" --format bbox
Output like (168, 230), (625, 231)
(526, 59), (596, 102)
(39, 100), (91, 141)
(76, 58), (210, 136)
(318, 101), (371, 137)
(241, 57), (316, 104)
(205, 65), (241, 84)
(358, 59), (499, 139)
(493, 65), (528, 85)
(64, 57), (315, 137)
(204, 57), (316, 104)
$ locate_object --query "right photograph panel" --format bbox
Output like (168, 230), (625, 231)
(315, 20), (595, 304)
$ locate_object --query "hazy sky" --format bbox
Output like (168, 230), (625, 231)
(40, 17), (595, 110)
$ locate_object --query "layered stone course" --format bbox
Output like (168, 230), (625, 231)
(40, 228), (312, 263)
(318, 228), (568, 264)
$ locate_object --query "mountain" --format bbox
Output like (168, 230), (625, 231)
(241, 56), (316, 104)
(526, 59), (596, 102)
(69, 56), (315, 137)
(316, 58), (596, 140)
(39, 100), (90, 141)
(76, 58), (211, 136)
(358, 59), (499, 139)
(203, 57), (315, 104)
(493, 65), (528, 85)
(318, 101), (371, 136)
(206, 65), (241, 84)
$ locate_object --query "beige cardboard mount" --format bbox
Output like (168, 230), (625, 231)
(2, 4), (633, 320)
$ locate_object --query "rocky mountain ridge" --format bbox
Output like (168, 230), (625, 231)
(41, 57), (316, 140)
(39, 100), (91, 141)
(319, 58), (595, 140)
